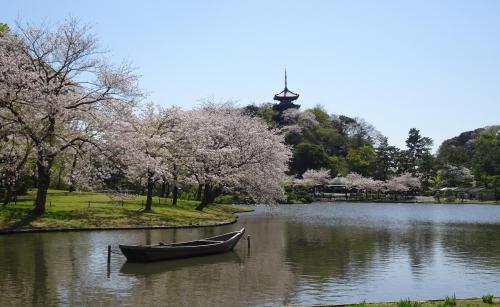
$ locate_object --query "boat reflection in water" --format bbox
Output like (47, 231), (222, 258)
(120, 252), (242, 276)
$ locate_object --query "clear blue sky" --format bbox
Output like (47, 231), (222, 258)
(2, 0), (500, 150)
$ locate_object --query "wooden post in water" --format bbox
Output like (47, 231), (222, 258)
(247, 235), (251, 250)
(107, 245), (111, 278)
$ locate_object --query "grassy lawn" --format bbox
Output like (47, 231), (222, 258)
(0, 189), (251, 231)
(343, 296), (500, 307)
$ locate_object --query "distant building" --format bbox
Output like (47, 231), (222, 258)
(272, 70), (300, 125)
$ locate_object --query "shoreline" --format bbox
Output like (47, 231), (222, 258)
(0, 207), (254, 235)
(0, 215), (239, 235)
(0, 189), (255, 235)
(305, 199), (499, 205)
(298, 296), (500, 307)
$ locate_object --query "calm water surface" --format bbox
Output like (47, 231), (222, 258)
(1, 202), (500, 306)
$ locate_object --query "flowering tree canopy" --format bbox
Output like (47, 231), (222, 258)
(0, 19), (141, 214)
(438, 164), (474, 187)
(385, 173), (421, 192)
(346, 172), (421, 194)
(346, 172), (370, 190)
(108, 103), (186, 211)
(296, 169), (332, 187)
(185, 102), (292, 210)
(0, 130), (32, 206)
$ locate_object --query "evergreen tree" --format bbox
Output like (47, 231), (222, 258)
(374, 137), (399, 180)
(405, 128), (433, 174)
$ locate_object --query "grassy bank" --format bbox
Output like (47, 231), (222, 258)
(340, 296), (500, 307)
(287, 197), (499, 205)
(0, 189), (252, 232)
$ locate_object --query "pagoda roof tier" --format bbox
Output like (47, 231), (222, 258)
(274, 88), (299, 101)
(274, 70), (299, 101)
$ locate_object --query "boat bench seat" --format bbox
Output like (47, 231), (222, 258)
(198, 240), (224, 243)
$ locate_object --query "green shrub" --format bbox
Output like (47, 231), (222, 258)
(214, 194), (250, 204)
(443, 295), (456, 306)
(445, 194), (456, 202)
(477, 192), (486, 201)
(285, 186), (313, 204)
(398, 298), (420, 307)
(348, 300), (367, 307)
(482, 294), (494, 304)
(457, 192), (467, 201)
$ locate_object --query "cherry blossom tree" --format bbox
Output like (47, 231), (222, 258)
(280, 108), (319, 137)
(384, 173), (421, 200)
(282, 109), (319, 129)
(394, 172), (421, 191)
(346, 172), (376, 199)
(384, 178), (409, 194)
(297, 169), (332, 187)
(59, 144), (117, 192)
(155, 107), (193, 206)
(0, 19), (141, 215)
(185, 102), (291, 210)
(346, 172), (368, 190)
(438, 164), (474, 187)
(0, 131), (32, 206)
(108, 103), (180, 211)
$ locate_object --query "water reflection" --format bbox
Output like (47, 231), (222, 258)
(120, 252), (242, 275)
(0, 203), (500, 306)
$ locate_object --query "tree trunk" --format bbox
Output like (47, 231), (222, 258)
(171, 171), (178, 206)
(172, 185), (178, 206)
(68, 154), (78, 192)
(196, 184), (204, 201)
(2, 184), (12, 207)
(160, 179), (167, 198)
(144, 176), (154, 211)
(196, 185), (221, 211)
(164, 183), (170, 198)
(56, 168), (62, 190)
(34, 160), (52, 216)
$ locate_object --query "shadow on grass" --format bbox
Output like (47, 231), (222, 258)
(1, 207), (39, 229)
(1, 199), (230, 230)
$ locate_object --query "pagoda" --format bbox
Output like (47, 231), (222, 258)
(273, 70), (300, 109)
(272, 70), (300, 125)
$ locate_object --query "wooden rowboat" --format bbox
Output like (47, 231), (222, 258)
(119, 228), (245, 262)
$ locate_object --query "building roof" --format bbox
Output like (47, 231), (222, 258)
(330, 176), (347, 186)
(274, 88), (299, 99)
(274, 70), (299, 101)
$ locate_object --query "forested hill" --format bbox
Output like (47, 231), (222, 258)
(437, 125), (500, 178)
(245, 101), (499, 190)
(244, 102), (434, 182)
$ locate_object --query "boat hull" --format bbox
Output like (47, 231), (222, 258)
(119, 228), (245, 262)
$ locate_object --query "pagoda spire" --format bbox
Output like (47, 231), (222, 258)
(285, 69), (287, 89)
(273, 70), (299, 103)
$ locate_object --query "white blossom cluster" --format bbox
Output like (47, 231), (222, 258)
(292, 169), (421, 193)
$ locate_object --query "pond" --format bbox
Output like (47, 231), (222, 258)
(1, 202), (500, 306)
